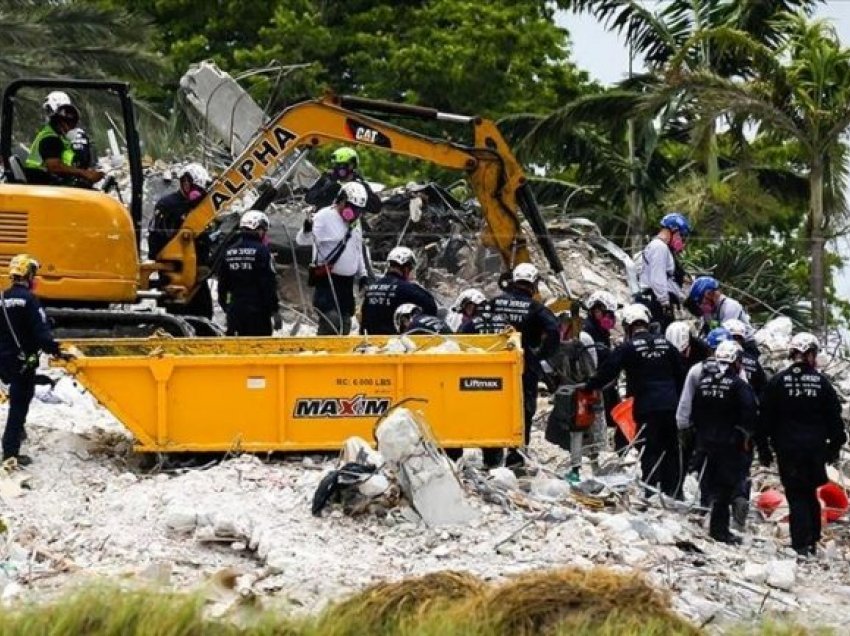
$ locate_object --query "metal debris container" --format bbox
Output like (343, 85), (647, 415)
(56, 334), (524, 453)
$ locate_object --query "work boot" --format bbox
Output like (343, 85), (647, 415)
(710, 531), (742, 546)
(3, 455), (32, 467)
(565, 468), (581, 485)
(504, 449), (525, 469)
(732, 497), (749, 529)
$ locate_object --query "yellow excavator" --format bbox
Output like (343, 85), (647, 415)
(0, 79), (572, 337)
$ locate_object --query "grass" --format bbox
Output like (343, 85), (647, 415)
(0, 567), (827, 635)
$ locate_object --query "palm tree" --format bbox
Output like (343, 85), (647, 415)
(670, 14), (850, 332)
(0, 1), (162, 109)
(510, 1), (823, 243)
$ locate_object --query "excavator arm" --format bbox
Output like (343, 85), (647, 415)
(146, 95), (567, 301)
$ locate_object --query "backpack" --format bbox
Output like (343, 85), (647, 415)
(545, 386), (600, 448)
(547, 338), (596, 385)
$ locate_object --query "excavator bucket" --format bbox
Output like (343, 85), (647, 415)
(55, 334), (524, 453)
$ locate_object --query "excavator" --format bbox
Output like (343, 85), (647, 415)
(0, 78), (572, 337)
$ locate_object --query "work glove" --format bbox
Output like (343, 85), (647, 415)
(302, 216), (313, 234)
(85, 168), (105, 183)
(757, 447), (774, 468)
(358, 276), (371, 293)
(272, 312), (283, 331)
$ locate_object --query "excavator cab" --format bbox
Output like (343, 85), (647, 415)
(0, 78), (144, 305)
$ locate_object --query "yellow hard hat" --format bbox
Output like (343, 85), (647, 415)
(8, 254), (39, 279)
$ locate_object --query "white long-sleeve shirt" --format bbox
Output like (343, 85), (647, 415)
(676, 359), (748, 430)
(296, 206), (366, 277)
(638, 237), (677, 304)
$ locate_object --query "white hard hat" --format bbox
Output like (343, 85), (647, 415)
(393, 303), (421, 333)
(387, 246), (416, 267)
(715, 340), (743, 365)
(43, 91), (72, 116)
(180, 162), (211, 188)
(512, 262), (539, 284)
(722, 319), (749, 339)
(621, 303), (652, 327)
(453, 288), (487, 312)
(239, 209), (270, 231)
(665, 321), (692, 353)
(336, 181), (369, 208)
(586, 290), (617, 312)
(789, 332), (819, 355)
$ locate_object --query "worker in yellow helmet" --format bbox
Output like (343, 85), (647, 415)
(0, 255), (72, 466)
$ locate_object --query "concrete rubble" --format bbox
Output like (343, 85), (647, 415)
(1, 379), (849, 629)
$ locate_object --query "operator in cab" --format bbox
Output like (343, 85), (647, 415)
(0, 255), (72, 466)
(359, 246), (437, 335)
(305, 146), (381, 214)
(25, 92), (103, 187)
(148, 163), (215, 318)
(218, 210), (282, 336)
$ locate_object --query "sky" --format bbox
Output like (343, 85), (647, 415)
(558, 1), (850, 86)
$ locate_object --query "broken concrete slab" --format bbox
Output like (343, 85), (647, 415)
(375, 407), (477, 527)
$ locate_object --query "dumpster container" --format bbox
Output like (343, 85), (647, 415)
(55, 334), (524, 453)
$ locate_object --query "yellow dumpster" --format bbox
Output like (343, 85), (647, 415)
(56, 334), (524, 453)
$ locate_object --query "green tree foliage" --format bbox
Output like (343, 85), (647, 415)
(94, 0), (591, 120)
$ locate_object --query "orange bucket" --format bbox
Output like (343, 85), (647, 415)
(818, 482), (849, 523)
(756, 489), (786, 517)
(610, 397), (637, 443)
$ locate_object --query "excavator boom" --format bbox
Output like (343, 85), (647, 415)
(151, 95), (566, 299)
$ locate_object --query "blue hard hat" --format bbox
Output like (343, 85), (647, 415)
(660, 212), (691, 237)
(705, 327), (731, 349)
(688, 276), (719, 303)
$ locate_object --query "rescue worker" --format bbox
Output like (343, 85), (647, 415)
(0, 255), (71, 465)
(491, 263), (560, 468)
(687, 276), (749, 335)
(149, 163), (214, 318)
(218, 210), (281, 336)
(722, 317), (765, 528)
(637, 212), (690, 330)
(296, 181), (370, 335)
(305, 146), (382, 214)
(757, 333), (847, 557)
(455, 289), (509, 334)
(687, 340), (757, 544)
(666, 320), (711, 371)
(394, 304), (451, 335)
(676, 327), (733, 507)
(582, 290), (622, 451)
(25, 93), (103, 187)
(723, 319), (766, 396)
(585, 303), (685, 497)
(359, 246), (437, 335)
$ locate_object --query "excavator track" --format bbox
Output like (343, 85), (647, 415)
(46, 308), (199, 339)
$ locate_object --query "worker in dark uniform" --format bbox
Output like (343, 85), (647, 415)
(394, 304), (451, 335)
(585, 303), (685, 497)
(636, 212), (690, 331)
(218, 210), (281, 336)
(723, 317), (766, 527)
(359, 246), (437, 335)
(491, 263), (560, 468)
(25, 95), (103, 187)
(687, 340), (757, 544)
(149, 163), (215, 318)
(0, 254), (71, 466)
(456, 288), (510, 335)
(305, 146), (382, 214)
(757, 332), (847, 557)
